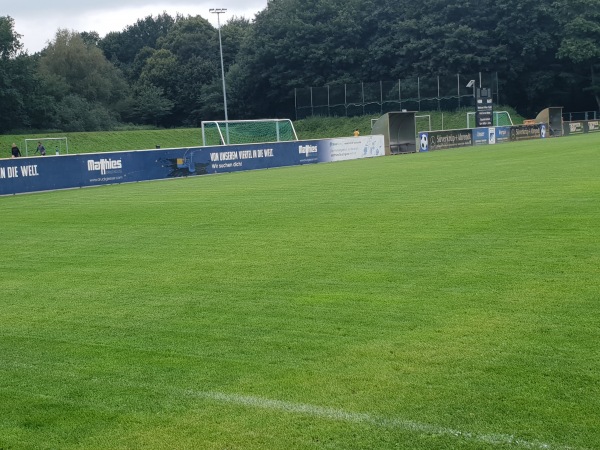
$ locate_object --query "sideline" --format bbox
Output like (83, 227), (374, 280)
(187, 390), (581, 450)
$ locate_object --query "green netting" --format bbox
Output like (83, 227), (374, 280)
(466, 111), (514, 128)
(202, 120), (298, 146)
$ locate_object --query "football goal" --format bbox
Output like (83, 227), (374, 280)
(24, 137), (69, 156)
(371, 115), (431, 132)
(415, 114), (432, 132)
(201, 119), (298, 146)
(466, 111), (514, 128)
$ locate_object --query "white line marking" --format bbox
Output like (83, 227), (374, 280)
(186, 390), (581, 450)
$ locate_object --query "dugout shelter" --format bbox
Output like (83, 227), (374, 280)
(535, 107), (563, 136)
(371, 111), (417, 155)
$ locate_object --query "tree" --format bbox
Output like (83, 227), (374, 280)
(39, 30), (129, 105)
(0, 15), (22, 59)
(100, 13), (176, 83)
(127, 84), (174, 126)
(555, 0), (600, 110)
(37, 29), (131, 129)
(235, 0), (371, 117)
(54, 94), (118, 131)
(0, 16), (28, 131)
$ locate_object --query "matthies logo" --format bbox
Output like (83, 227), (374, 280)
(87, 158), (123, 175)
(299, 144), (318, 157)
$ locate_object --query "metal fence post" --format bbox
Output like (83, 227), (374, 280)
(457, 74), (460, 109)
(362, 82), (365, 116)
(418, 76), (421, 111)
(345, 83), (348, 116)
(437, 75), (440, 111)
(399, 79), (402, 110)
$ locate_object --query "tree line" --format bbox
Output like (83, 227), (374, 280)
(1, 0), (598, 133)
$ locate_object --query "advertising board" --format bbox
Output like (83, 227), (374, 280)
(1, 136), (385, 196)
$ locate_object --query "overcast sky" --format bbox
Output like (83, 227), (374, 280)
(5, 1), (268, 54)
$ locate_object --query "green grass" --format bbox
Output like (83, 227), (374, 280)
(1, 134), (599, 449)
(0, 128), (203, 157)
(0, 108), (525, 156)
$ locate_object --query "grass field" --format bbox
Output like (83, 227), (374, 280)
(1, 134), (598, 449)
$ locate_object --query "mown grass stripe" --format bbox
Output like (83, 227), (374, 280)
(188, 391), (579, 450)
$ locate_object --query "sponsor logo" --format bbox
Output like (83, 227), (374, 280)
(299, 144), (318, 157)
(419, 133), (428, 151)
(87, 158), (123, 175)
(569, 122), (583, 133)
(489, 128), (496, 144)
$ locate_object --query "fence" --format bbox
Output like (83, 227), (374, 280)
(562, 111), (599, 121)
(294, 73), (500, 119)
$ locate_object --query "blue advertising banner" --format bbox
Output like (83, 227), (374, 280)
(473, 128), (489, 146)
(473, 128), (498, 146)
(1, 136), (385, 196)
(495, 126), (511, 143)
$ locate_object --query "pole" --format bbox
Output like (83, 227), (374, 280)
(210, 8), (229, 141)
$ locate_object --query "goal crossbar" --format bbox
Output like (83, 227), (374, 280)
(24, 137), (69, 156)
(466, 111), (514, 128)
(201, 119), (298, 146)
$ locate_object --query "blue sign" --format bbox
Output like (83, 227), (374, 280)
(473, 128), (489, 146)
(1, 136), (385, 196)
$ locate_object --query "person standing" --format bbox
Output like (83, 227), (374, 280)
(35, 142), (46, 156)
(353, 128), (360, 137)
(11, 143), (21, 158)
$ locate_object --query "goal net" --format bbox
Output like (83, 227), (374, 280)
(415, 114), (432, 132)
(466, 111), (514, 128)
(201, 119), (298, 146)
(24, 137), (69, 156)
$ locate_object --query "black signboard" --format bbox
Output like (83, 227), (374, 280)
(476, 91), (493, 128)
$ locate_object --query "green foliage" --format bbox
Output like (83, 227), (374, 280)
(128, 84), (174, 126)
(555, 0), (600, 109)
(239, 0), (370, 116)
(157, 15), (215, 60)
(2, 0), (600, 132)
(54, 95), (119, 132)
(0, 17), (28, 132)
(39, 29), (128, 106)
(99, 13), (177, 79)
(1, 135), (599, 449)
(0, 15), (22, 59)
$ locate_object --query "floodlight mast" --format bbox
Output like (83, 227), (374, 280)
(466, 79), (476, 98)
(210, 8), (229, 125)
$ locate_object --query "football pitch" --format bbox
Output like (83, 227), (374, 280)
(1, 134), (599, 449)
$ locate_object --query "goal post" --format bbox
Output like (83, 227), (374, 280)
(201, 119), (298, 146)
(415, 114), (432, 132)
(24, 137), (69, 156)
(466, 111), (514, 128)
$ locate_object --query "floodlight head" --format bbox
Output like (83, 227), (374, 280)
(466, 80), (475, 88)
(209, 8), (228, 13)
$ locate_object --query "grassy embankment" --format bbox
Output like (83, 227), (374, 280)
(0, 108), (523, 156)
